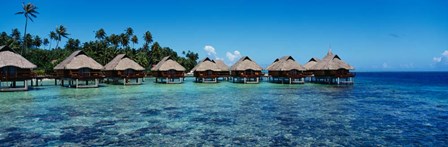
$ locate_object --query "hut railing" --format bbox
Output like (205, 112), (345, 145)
(0, 71), (35, 81)
(160, 72), (185, 78)
(194, 72), (220, 78)
(313, 70), (356, 78)
(114, 71), (145, 78)
(269, 71), (307, 78)
(335, 72), (356, 78)
(217, 71), (230, 76)
(240, 73), (262, 78)
(69, 71), (104, 79)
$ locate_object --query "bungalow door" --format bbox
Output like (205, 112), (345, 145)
(1, 66), (17, 79)
(288, 70), (300, 78)
(206, 70), (214, 78)
(124, 69), (135, 77)
(79, 68), (91, 78)
(168, 69), (176, 78)
(245, 70), (254, 77)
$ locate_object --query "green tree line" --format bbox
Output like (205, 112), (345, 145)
(2, 3), (199, 74)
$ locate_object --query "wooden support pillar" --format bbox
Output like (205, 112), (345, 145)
(76, 79), (79, 88)
(24, 80), (28, 90)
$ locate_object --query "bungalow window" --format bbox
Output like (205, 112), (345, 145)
(168, 69), (176, 75)
(245, 70), (254, 75)
(125, 69), (134, 76)
(79, 68), (91, 76)
(2, 66), (17, 77)
(289, 70), (298, 75)
(207, 70), (212, 76)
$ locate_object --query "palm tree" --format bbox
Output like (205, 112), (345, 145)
(131, 35), (138, 48)
(120, 33), (129, 49)
(55, 25), (69, 49)
(109, 34), (120, 48)
(43, 38), (49, 49)
(65, 38), (80, 51)
(0, 32), (9, 44)
(144, 31), (153, 45)
(16, 2), (39, 55)
(126, 27), (133, 37)
(33, 35), (42, 48)
(25, 34), (33, 49)
(11, 29), (21, 43)
(150, 42), (161, 64)
(95, 28), (106, 40)
(49, 31), (57, 49)
(143, 31), (153, 50)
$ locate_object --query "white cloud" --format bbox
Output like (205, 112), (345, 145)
(432, 50), (448, 69)
(204, 45), (216, 56)
(226, 50), (241, 62)
(433, 57), (442, 63)
(442, 50), (448, 57)
(433, 50), (448, 63)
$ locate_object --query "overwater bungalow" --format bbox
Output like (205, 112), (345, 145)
(54, 50), (104, 88)
(304, 57), (321, 70)
(104, 54), (145, 85)
(266, 56), (306, 84)
(307, 50), (355, 84)
(151, 56), (186, 84)
(230, 56), (263, 84)
(191, 57), (221, 83)
(215, 60), (230, 80)
(0, 45), (37, 91)
(303, 57), (321, 81)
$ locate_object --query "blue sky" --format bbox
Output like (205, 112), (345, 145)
(2, 0), (448, 71)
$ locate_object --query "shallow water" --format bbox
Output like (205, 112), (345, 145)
(0, 72), (447, 146)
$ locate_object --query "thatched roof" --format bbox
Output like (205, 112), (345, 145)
(190, 57), (220, 72)
(0, 45), (37, 69)
(151, 56), (186, 71)
(230, 56), (263, 71)
(266, 56), (305, 71)
(104, 54), (144, 71)
(309, 50), (354, 70)
(214, 60), (229, 71)
(304, 57), (320, 70)
(54, 50), (103, 70)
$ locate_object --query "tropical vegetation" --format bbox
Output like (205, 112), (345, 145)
(2, 2), (199, 75)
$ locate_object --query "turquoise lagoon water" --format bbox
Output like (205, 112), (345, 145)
(0, 72), (447, 146)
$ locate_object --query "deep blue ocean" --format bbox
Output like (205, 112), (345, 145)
(0, 72), (447, 146)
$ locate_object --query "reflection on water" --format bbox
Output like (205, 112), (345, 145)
(0, 73), (447, 146)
